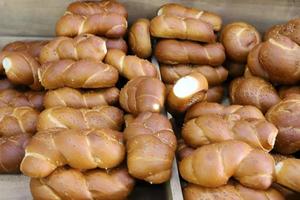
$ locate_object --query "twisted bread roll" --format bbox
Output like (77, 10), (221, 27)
(56, 13), (127, 38)
(266, 95), (300, 154)
(44, 87), (119, 109)
(279, 86), (300, 98)
(0, 79), (14, 90)
(129, 18), (152, 58)
(177, 139), (195, 161)
(119, 77), (166, 115)
(0, 40), (47, 74)
(280, 18), (300, 45)
(0, 106), (39, 137)
(220, 22), (261, 63)
(185, 102), (264, 122)
(0, 134), (30, 173)
(150, 15), (215, 43)
(248, 35), (300, 85)
(206, 86), (224, 103)
(160, 64), (228, 86)
(21, 128), (125, 178)
(230, 77), (280, 113)
(2, 52), (42, 90)
(39, 34), (107, 64)
(276, 158), (300, 192)
(167, 72), (208, 113)
(182, 115), (278, 151)
(105, 37), (128, 53)
(105, 49), (157, 79)
(155, 39), (225, 66)
(30, 167), (135, 200)
(0, 89), (43, 110)
(67, 0), (128, 18)
(38, 59), (118, 89)
(37, 106), (123, 131)
(157, 3), (222, 31)
(179, 140), (275, 189)
(184, 183), (284, 200)
(124, 112), (177, 184)
(264, 24), (284, 41)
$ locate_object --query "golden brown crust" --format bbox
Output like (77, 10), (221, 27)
(105, 37), (128, 53)
(157, 3), (222, 31)
(38, 59), (119, 89)
(220, 22), (261, 63)
(67, 0), (128, 18)
(21, 128), (125, 178)
(39, 34), (107, 64)
(229, 77), (281, 113)
(44, 87), (119, 109)
(124, 112), (176, 184)
(179, 140), (275, 189)
(119, 77), (166, 115)
(56, 13), (127, 38)
(279, 86), (300, 99)
(37, 106), (124, 131)
(266, 95), (300, 154)
(155, 39), (225, 66)
(129, 18), (152, 58)
(206, 86), (224, 103)
(105, 49), (157, 79)
(150, 15), (215, 43)
(30, 167), (135, 200)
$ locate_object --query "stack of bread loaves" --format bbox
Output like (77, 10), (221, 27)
(150, 3), (228, 114)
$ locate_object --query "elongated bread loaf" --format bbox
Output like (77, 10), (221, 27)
(39, 34), (107, 64)
(124, 112), (177, 184)
(44, 87), (119, 108)
(179, 140), (275, 189)
(37, 106), (124, 131)
(150, 15), (215, 43)
(56, 13), (127, 38)
(105, 49), (157, 79)
(119, 77), (166, 115)
(38, 59), (118, 89)
(30, 167), (134, 200)
(21, 128), (125, 178)
(105, 37), (128, 53)
(155, 39), (225, 66)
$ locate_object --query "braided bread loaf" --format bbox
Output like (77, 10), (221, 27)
(179, 140), (275, 189)
(21, 128), (125, 178)
(167, 72), (208, 113)
(2, 52), (42, 90)
(160, 64), (228, 85)
(0, 134), (30, 173)
(119, 77), (166, 115)
(230, 77), (281, 113)
(157, 3), (222, 31)
(184, 183), (284, 200)
(30, 167), (134, 200)
(0, 40), (47, 74)
(182, 114), (278, 151)
(150, 15), (215, 43)
(56, 13), (127, 38)
(266, 95), (300, 154)
(44, 87), (119, 109)
(39, 34), (107, 64)
(37, 106), (124, 131)
(155, 39), (225, 66)
(124, 112), (177, 184)
(105, 49), (158, 79)
(105, 37), (128, 53)
(0, 106), (39, 136)
(185, 102), (264, 122)
(129, 18), (152, 58)
(276, 158), (300, 192)
(0, 89), (43, 110)
(67, 0), (128, 17)
(38, 59), (118, 89)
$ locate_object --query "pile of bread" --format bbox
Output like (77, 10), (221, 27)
(0, 0), (299, 199)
